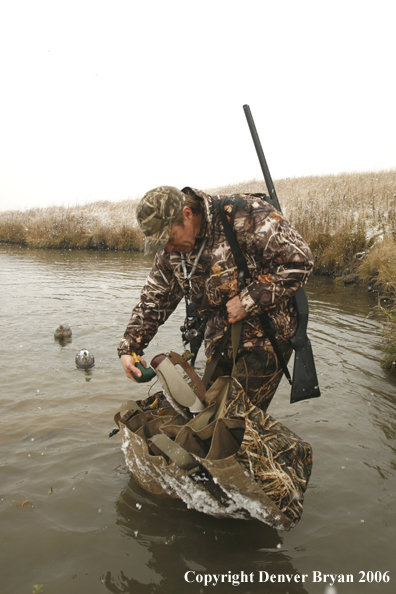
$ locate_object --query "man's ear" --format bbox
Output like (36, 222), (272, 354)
(182, 206), (194, 221)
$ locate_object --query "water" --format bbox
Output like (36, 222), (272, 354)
(1, 245), (395, 594)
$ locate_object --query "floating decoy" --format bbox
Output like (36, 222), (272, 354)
(54, 324), (72, 339)
(75, 349), (95, 369)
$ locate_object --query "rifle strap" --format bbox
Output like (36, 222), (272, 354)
(216, 197), (292, 386)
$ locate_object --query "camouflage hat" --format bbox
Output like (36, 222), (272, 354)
(136, 186), (186, 241)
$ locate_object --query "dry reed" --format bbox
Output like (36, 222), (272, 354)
(0, 199), (144, 251)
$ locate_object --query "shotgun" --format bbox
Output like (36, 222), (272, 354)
(243, 104), (320, 403)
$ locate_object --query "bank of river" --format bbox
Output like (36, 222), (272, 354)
(1, 245), (395, 594)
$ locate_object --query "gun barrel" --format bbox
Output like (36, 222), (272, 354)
(242, 104), (320, 403)
(243, 104), (282, 213)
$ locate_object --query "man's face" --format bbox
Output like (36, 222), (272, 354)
(165, 218), (196, 253)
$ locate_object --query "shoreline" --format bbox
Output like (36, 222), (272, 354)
(1, 169), (395, 372)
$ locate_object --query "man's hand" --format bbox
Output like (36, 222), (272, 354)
(226, 295), (248, 324)
(120, 354), (147, 381)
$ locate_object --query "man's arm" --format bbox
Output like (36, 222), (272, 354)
(118, 251), (184, 359)
(237, 206), (314, 317)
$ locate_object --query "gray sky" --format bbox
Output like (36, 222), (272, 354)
(1, 0), (395, 212)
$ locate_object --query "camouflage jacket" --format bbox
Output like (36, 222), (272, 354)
(118, 188), (314, 360)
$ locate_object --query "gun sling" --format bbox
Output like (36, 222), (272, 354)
(214, 198), (293, 386)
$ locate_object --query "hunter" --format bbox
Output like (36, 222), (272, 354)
(118, 186), (314, 412)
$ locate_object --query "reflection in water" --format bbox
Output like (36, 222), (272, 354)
(1, 246), (395, 594)
(103, 479), (310, 594)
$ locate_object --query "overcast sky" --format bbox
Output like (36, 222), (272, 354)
(0, 0), (395, 212)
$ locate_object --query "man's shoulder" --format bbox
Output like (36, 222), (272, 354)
(151, 248), (174, 272)
(214, 193), (278, 217)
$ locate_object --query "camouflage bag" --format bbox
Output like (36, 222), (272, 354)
(115, 370), (312, 530)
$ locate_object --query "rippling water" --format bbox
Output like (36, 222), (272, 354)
(1, 245), (395, 594)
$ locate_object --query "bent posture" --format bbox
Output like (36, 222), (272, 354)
(118, 186), (314, 413)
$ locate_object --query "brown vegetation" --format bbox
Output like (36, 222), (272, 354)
(0, 199), (144, 250)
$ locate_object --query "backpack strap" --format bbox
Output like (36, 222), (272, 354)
(216, 196), (252, 286)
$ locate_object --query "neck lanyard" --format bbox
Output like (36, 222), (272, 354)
(180, 239), (207, 293)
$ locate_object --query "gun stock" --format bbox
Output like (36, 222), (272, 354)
(289, 290), (320, 402)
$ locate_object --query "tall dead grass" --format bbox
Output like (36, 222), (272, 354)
(0, 199), (144, 250)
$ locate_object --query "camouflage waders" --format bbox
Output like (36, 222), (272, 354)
(206, 344), (293, 413)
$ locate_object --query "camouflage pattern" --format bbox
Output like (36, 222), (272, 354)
(208, 344), (293, 413)
(118, 187), (314, 377)
(136, 186), (186, 241)
(222, 377), (313, 525)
